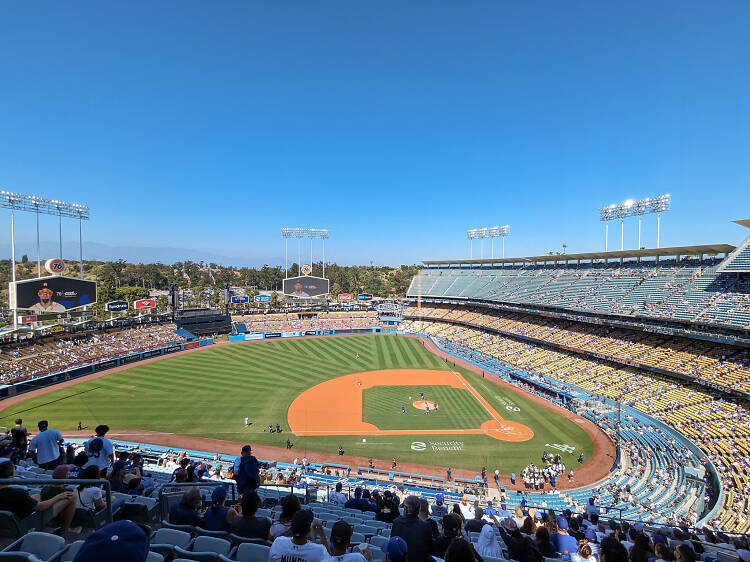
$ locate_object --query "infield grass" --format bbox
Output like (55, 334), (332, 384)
(0, 335), (594, 473)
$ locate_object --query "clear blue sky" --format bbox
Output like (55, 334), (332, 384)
(1, 1), (748, 266)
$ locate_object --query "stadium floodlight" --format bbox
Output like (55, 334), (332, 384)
(281, 227), (330, 278)
(466, 225), (510, 259)
(1, 191), (91, 330)
(599, 194), (671, 251)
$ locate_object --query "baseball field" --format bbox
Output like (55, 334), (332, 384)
(0, 335), (596, 475)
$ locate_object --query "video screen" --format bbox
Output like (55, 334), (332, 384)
(11, 276), (97, 312)
(282, 276), (330, 298)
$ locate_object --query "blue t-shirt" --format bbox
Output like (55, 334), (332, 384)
(553, 532), (578, 555)
(28, 429), (62, 464)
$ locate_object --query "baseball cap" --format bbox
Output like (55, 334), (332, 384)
(241, 445), (252, 454)
(291, 509), (314, 537)
(330, 521), (352, 546)
(73, 520), (149, 562)
(52, 465), (71, 479)
(585, 528), (598, 543)
(501, 518), (518, 531)
(435, 493), (444, 505)
(534, 511), (544, 520)
(211, 486), (227, 504)
(486, 500), (493, 507)
(381, 537), (408, 561)
(556, 515), (569, 530)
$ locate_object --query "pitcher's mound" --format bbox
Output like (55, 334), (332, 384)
(412, 400), (438, 411)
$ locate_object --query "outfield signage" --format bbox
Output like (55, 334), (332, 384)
(19, 315), (38, 324)
(133, 299), (156, 310)
(357, 293), (372, 301)
(163, 344), (182, 354)
(95, 360), (118, 372)
(106, 300), (129, 312)
(231, 296), (250, 304)
(254, 295), (271, 303)
(338, 293), (354, 302)
(44, 259), (66, 275)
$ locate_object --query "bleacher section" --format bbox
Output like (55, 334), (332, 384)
(719, 236), (750, 273)
(399, 317), (750, 533)
(175, 308), (232, 336)
(407, 257), (750, 330)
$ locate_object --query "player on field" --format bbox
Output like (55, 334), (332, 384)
(244, 416), (249, 427)
(420, 391), (424, 399)
(402, 405), (406, 414)
(434, 401), (438, 410)
(425, 404), (430, 414)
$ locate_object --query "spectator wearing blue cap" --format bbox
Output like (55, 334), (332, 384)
(345, 487), (371, 512)
(484, 501), (498, 517)
(552, 515), (578, 556)
(203, 485), (237, 532)
(73, 520), (149, 562)
(27, 420), (64, 470)
(431, 494), (448, 517)
(382, 536), (408, 562)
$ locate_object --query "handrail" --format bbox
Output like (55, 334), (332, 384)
(0, 477), (114, 525)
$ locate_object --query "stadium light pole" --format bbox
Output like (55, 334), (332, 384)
(599, 194), (671, 251)
(466, 229), (478, 259)
(467, 226), (509, 260)
(281, 227), (329, 278)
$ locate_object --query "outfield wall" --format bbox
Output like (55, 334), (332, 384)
(0, 338), (215, 400)
(229, 327), (383, 341)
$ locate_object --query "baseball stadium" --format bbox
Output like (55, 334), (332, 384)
(0, 3), (749, 561)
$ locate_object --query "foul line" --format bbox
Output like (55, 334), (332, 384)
(450, 370), (504, 425)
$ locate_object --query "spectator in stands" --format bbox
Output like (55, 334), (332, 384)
(72, 520), (150, 562)
(552, 515), (577, 556)
(392, 495), (433, 562)
(108, 460), (143, 495)
(476, 523), (503, 559)
(497, 517), (542, 562)
(600, 535), (628, 562)
(465, 506), (486, 533)
(432, 513), (461, 559)
(329, 482), (347, 506)
(431, 493), (448, 517)
(77, 465), (109, 512)
(330, 520), (371, 562)
(27, 420), (63, 469)
(344, 486), (371, 512)
(654, 542), (674, 562)
(235, 444), (260, 494)
(382, 537), (408, 562)
(0, 461), (77, 535)
(520, 516), (535, 535)
(202, 485), (237, 532)
(445, 538), (481, 562)
(169, 486), (203, 526)
(40, 464), (70, 501)
(419, 499), (439, 539)
(270, 509), (330, 562)
(376, 492), (400, 524)
(573, 539), (595, 562)
(10, 418), (27, 455)
(68, 452), (88, 479)
(83, 424), (115, 477)
(231, 490), (271, 540)
(629, 533), (653, 562)
(674, 545), (696, 562)
(451, 503), (465, 526)
(271, 493), (302, 538)
(535, 526), (553, 557)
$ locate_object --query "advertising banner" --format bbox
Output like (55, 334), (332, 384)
(281, 330), (302, 338)
(357, 293), (373, 301)
(183, 341), (200, 350)
(10, 276), (97, 312)
(254, 295), (272, 303)
(121, 354), (142, 365)
(283, 275), (329, 298)
(304, 330), (318, 336)
(264, 332), (282, 339)
(49, 325), (64, 334)
(338, 293), (354, 302)
(133, 299), (156, 310)
(244, 333), (264, 340)
(95, 360), (118, 372)
(163, 344), (182, 354)
(231, 296), (250, 304)
(142, 349), (161, 358)
(19, 315), (38, 323)
(106, 300), (129, 312)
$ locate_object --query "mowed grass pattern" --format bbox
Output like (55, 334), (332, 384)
(362, 386), (489, 430)
(0, 336), (595, 473)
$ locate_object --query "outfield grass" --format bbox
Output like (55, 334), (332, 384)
(362, 385), (489, 430)
(0, 335), (594, 474)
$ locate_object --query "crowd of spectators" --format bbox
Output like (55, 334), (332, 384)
(400, 316), (750, 534)
(0, 323), (184, 383)
(235, 310), (379, 333)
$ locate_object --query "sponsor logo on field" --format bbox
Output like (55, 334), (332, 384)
(428, 441), (464, 452)
(410, 442), (426, 451)
(545, 442), (575, 453)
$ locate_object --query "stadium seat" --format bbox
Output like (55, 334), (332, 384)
(147, 553), (165, 562)
(369, 535), (388, 548)
(0, 554), (42, 561)
(2, 532), (65, 560)
(149, 528), (192, 558)
(173, 536), (231, 561)
(46, 540), (84, 562)
(234, 542), (271, 562)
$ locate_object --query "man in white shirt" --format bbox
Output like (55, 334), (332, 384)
(329, 482), (347, 506)
(269, 509), (329, 562)
(83, 425), (115, 477)
(27, 420), (63, 469)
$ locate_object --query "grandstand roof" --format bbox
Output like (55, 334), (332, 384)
(732, 218), (750, 229)
(423, 243), (735, 265)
